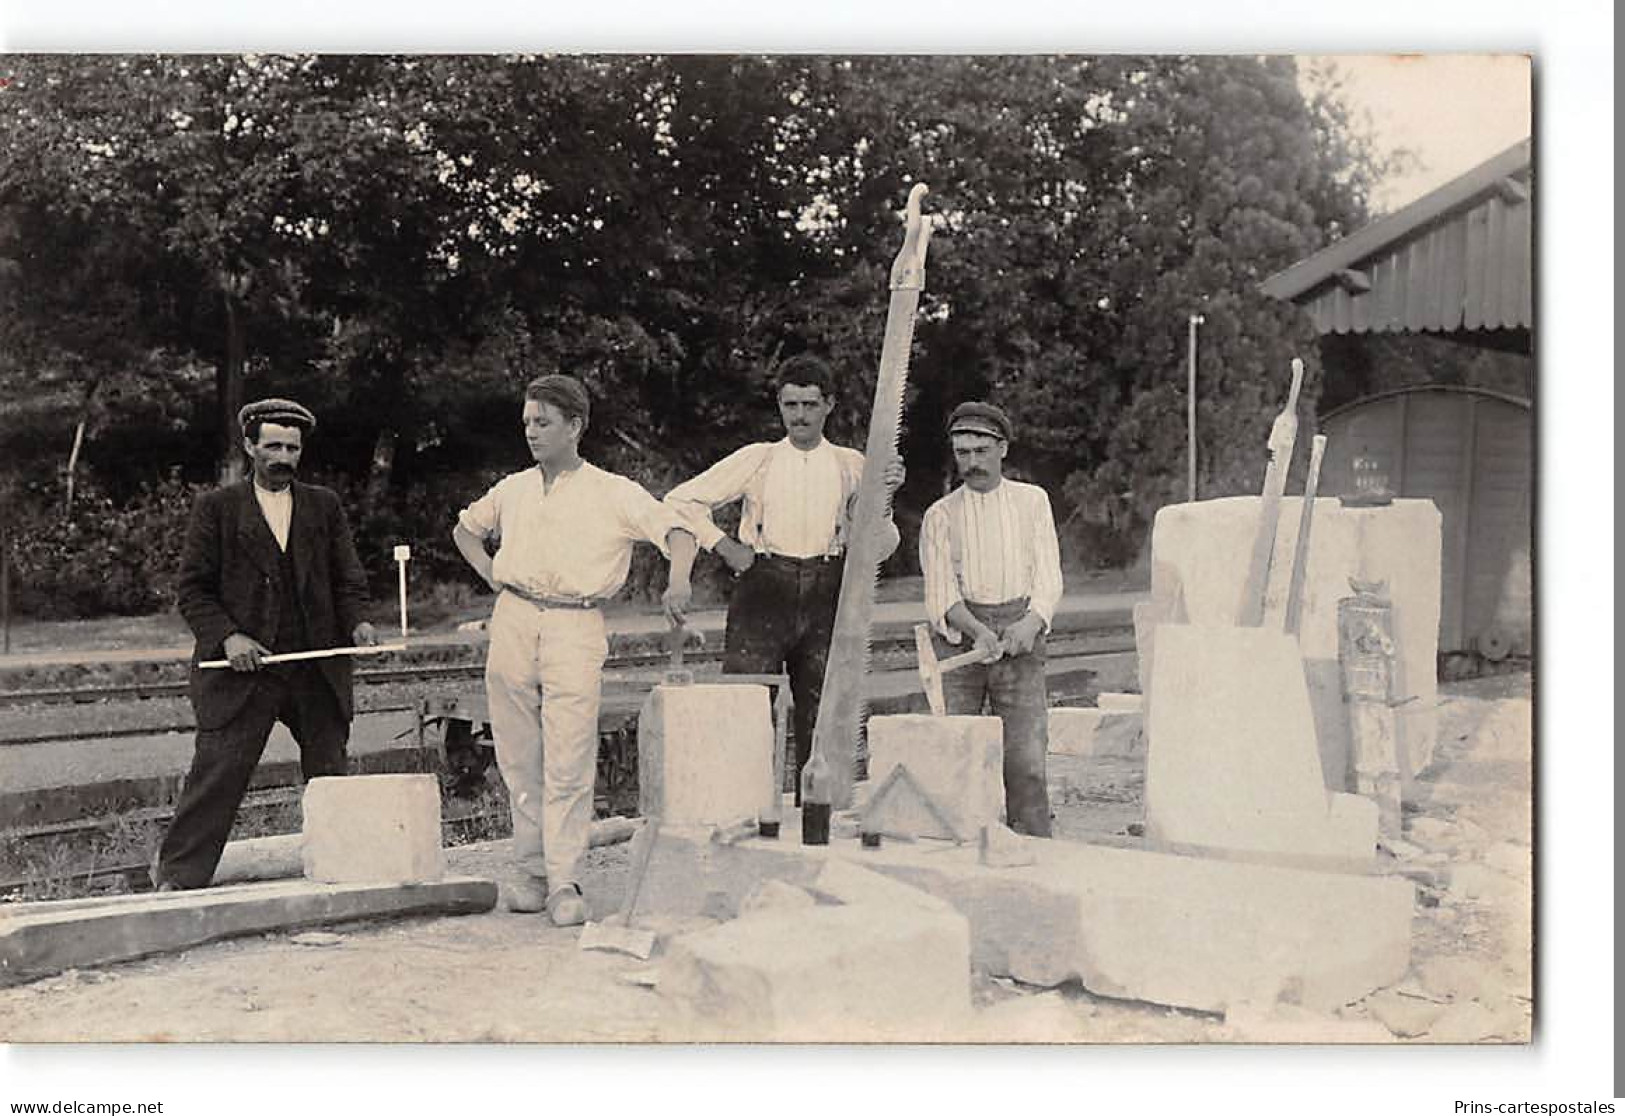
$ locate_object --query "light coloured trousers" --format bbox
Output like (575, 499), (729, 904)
(484, 591), (607, 887)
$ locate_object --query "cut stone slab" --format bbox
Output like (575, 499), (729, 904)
(979, 823), (1037, 868)
(1423, 998), (1526, 1044)
(1145, 624), (1378, 862)
(1096, 693), (1143, 714)
(639, 683), (774, 826)
(303, 773), (444, 884)
(658, 900), (973, 1041)
(866, 714), (1004, 839)
(1048, 707), (1142, 758)
(738, 880), (816, 918)
(636, 818), (1414, 1014)
(1148, 497), (1441, 787)
(861, 764), (965, 842)
(807, 860), (952, 914)
(0, 876), (497, 987)
(1221, 1003), (1394, 1044)
(1365, 987), (1450, 1038)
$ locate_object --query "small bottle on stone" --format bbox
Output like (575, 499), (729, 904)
(800, 751), (832, 846)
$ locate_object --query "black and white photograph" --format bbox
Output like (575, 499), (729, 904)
(0, 4), (1612, 1113)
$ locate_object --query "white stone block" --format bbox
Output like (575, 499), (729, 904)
(1096, 692), (1144, 714)
(808, 859), (953, 914)
(637, 827), (1414, 1014)
(1149, 497), (1441, 785)
(1145, 624), (1374, 862)
(638, 683), (774, 826)
(658, 901), (972, 1041)
(301, 774), (444, 885)
(1047, 708), (1142, 758)
(865, 714), (1004, 838)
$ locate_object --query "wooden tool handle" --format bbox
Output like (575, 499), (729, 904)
(939, 646), (996, 673)
(199, 643), (405, 669)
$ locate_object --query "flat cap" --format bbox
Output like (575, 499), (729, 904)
(239, 397), (316, 433)
(946, 401), (1012, 442)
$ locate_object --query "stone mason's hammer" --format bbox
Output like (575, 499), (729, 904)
(914, 623), (997, 716)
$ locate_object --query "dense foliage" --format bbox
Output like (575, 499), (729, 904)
(0, 54), (1401, 615)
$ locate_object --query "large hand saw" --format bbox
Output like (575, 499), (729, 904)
(809, 183), (933, 811)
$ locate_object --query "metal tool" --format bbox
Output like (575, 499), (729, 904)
(664, 623), (696, 686)
(808, 183), (934, 809)
(913, 623), (996, 716)
(578, 815), (662, 960)
(1236, 357), (1305, 626)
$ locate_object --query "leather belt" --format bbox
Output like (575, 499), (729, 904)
(504, 586), (604, 610)
(758, 551), (843, 566)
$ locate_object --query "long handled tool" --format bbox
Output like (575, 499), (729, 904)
(200, 643), (406, 669)
(809, 183), (934, 811)
(1236, 358), (1305, 627)
(1282, 434), (1328, 636)
(579, 815), (662, 960)
(913, 623), (997, 716)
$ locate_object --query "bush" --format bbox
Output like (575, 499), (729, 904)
(7, 471), (203, 618)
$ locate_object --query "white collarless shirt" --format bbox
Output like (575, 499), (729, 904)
(253, 482), (293, 552)
(457, 461), (687, 601)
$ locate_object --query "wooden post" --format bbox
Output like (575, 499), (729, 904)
(1, 512), (10, 655)
(1187, 314), (1204, 502)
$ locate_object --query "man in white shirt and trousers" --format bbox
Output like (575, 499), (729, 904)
(453, 374), (696, 925)
(919, 401), (1063, 837)
(663, 354), (902, 801)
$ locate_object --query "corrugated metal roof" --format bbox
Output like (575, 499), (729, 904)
(1260, 138), (1532, 339)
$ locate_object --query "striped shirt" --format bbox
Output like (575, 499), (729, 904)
(457, 462), (687, 602)
(664, 438), (862, 559)
(919, 479), (1064, 643)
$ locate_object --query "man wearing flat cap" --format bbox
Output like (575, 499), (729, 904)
(152, 398), (377, 890)
(919, 400), (1063, 836)
(453, 373), (697, 926)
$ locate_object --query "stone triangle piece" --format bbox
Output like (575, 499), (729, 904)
(861, 765), (965, 843)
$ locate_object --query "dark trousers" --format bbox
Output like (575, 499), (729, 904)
(936, 599), (1053, 837)
(155, 664), (349, 888)
(723, 553), (843, 802)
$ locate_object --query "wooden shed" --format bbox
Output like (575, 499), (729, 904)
(1262, 138), (1534, 658)
(1318, 386), (1531, 658)
(1261, 138), (1533, 354)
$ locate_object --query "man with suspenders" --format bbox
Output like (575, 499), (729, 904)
(664, 354), (903, 800)
(919, 401), (1063, 836)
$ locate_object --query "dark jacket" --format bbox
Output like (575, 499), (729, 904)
(176, 480), (370, 730)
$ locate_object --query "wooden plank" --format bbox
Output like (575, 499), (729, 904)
(1463, 203), (1489, 329)
(1405, 238), (1430, 331)
(1482, 197), (1507, 327)
(1437, 214), (1467, 330)
(1451, 397), (1480, 652)
(1502, 191), (1532, 329)
(1372, 254), (1399, 332)
(0, 876), (498, 987)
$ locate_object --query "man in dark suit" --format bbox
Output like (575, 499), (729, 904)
(152, 398), (376, 890)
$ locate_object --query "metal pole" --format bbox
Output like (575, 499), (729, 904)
(1187, 314), (1204, 502)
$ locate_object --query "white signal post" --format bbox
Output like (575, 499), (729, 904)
(393, 544), (411, 641)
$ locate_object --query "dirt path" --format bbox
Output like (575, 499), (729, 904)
(0, 672), (1531, 1044)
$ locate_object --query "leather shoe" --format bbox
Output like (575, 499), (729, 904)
(505, 875), (549, 914)
(546, 883), (588, 927)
